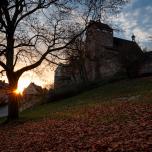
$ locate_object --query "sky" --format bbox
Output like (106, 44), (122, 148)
(112, 0), (152, 50)
(1, 0), (152, 90)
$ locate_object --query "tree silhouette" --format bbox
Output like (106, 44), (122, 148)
(0, 0), (128, 120)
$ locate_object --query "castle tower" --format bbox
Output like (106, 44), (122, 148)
(86, 20), (113, 50)
(85, 20), (114, 81)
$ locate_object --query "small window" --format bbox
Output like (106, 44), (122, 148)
(102, 29), (108, 33)
(96, 28), (101, 31)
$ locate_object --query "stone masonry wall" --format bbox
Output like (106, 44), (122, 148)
(85, 23), (121, 81)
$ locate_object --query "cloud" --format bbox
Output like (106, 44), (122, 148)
(110, 0), (152, 50)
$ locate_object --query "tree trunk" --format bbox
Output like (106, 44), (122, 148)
(7, 76), (19, 120)
(8, 92), (19, 120)
(6, 29), (20, 120)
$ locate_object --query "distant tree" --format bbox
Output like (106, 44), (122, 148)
(64, 34), (88, 83)
(0, 0), (128, 120)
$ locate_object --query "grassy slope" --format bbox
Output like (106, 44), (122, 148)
(20, 77), (152, 121)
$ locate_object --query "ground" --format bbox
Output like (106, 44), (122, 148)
(0, 78), (152, 151)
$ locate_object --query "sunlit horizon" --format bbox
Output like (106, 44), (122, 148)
(17, 79), (31, 94)
(0, 70), (55, 93)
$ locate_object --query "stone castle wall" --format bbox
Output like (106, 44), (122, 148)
(85, 22), (122, 81)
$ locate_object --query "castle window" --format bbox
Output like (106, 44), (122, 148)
(96, 28), (101, 32)
(102, 29), (108, 33)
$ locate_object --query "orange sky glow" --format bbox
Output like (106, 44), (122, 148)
(18, 70), (54, 92)
(1, 70), (54, 93)
(0, 54), (56, 93)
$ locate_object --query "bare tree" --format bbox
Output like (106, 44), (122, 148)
(0, 0), (128, 120)
(0, 0), (81, 120)
(63, 34), (87, 83)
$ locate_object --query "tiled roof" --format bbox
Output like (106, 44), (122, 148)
(113, 37), (143, 55)
(113, 37), (143, 65)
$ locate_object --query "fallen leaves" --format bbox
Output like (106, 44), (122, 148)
(0, 101), (152, 152)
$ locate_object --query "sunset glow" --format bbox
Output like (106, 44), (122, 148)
(17, 79), (31, 94)
(14, 89), (21, 95)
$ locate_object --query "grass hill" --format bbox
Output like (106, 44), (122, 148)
(0, 77), (152, 151)
(21, 77), (152, 120)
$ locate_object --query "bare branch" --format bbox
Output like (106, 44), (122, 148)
(0, 61), (7, 71)
(15, 0), (58, 27)
(16, 26), (87, 76)
(0, 69), (6, 76)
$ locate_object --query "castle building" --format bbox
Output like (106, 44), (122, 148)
(85, 20), (143, 81)
(54, 21), (151, 88)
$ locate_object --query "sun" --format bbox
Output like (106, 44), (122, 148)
(16, 79), (31, 94)
(13, 89), (21, 95)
